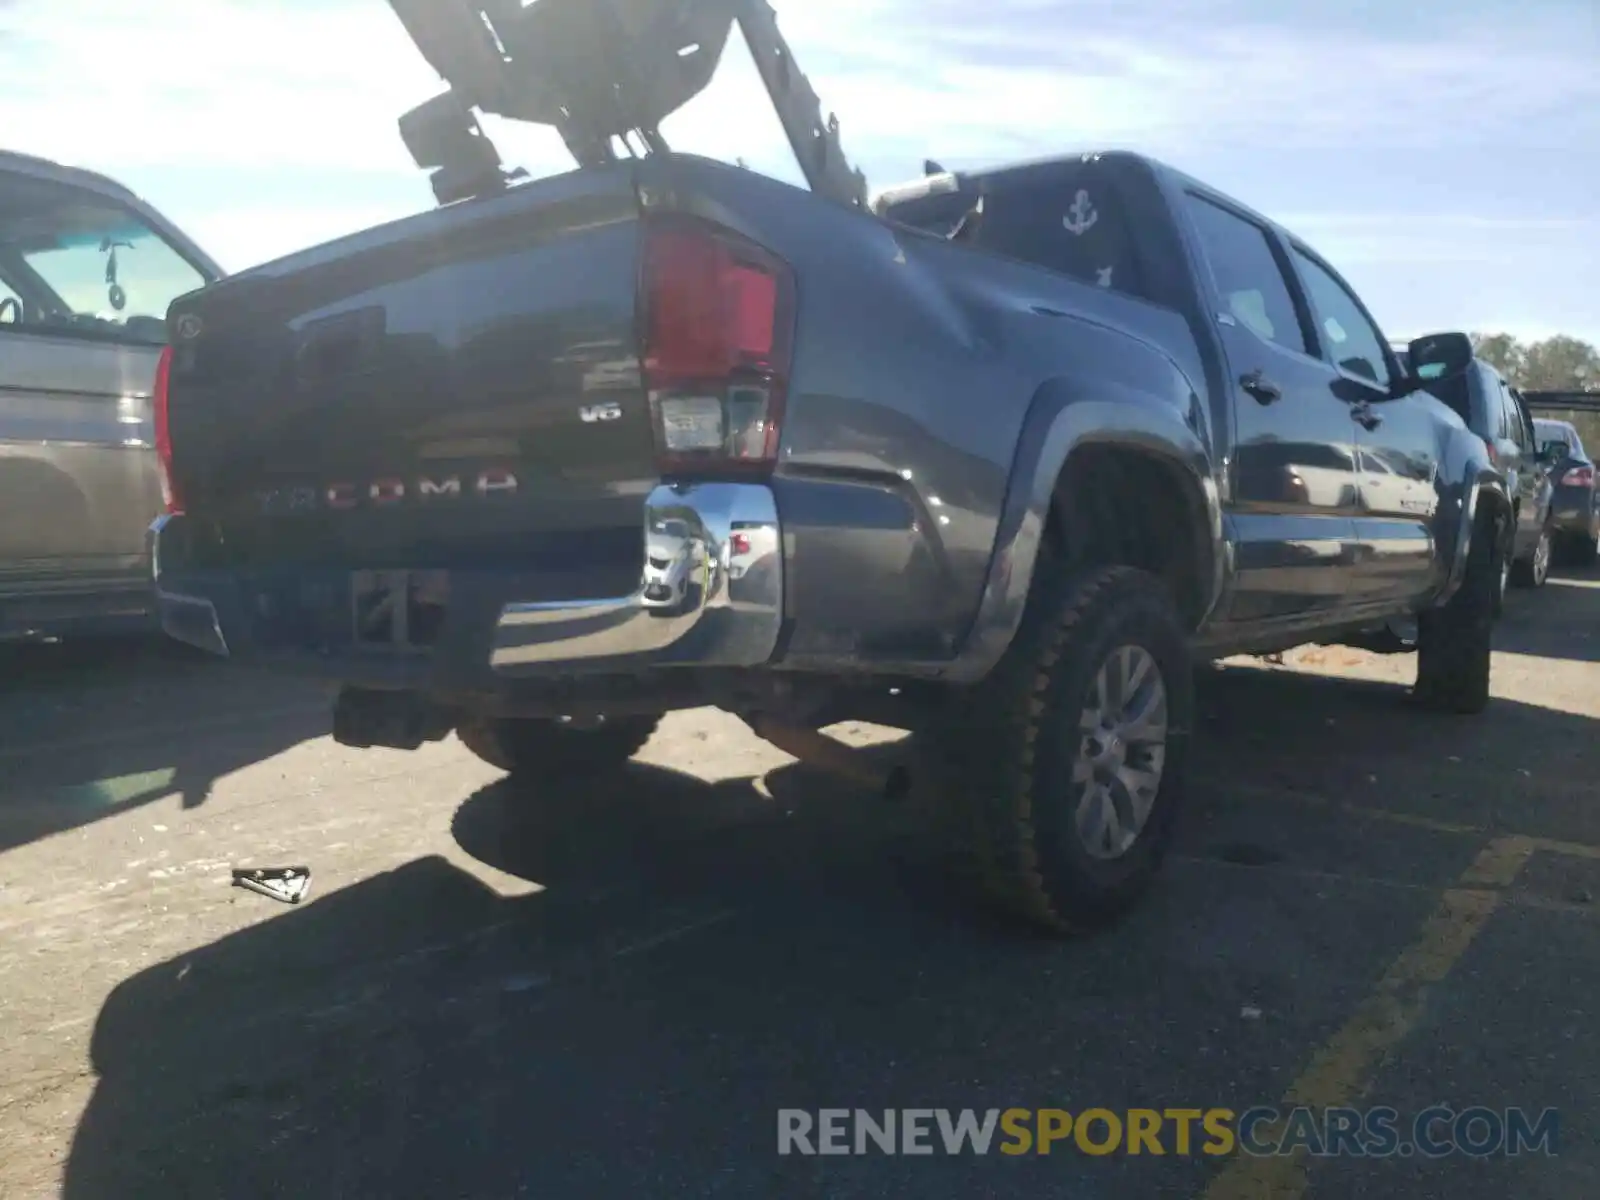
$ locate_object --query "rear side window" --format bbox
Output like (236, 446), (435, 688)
(1291, 249), (1394, 388)
(1183, 194), (1308, 355)
(976, 168), (1147, 299)
(1533, 420), (1563, 444)
(1538, 421), (1588, 460)
(881, 163), (1150, 302)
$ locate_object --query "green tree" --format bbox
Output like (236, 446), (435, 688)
(1521, 335), (1600, 392)
(1469, 332), (1527, 381)
(1469, 332), (1600, 391)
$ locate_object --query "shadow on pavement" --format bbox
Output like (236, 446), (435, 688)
(0, 631), (196, 687)
(0, 634), (328, 853)
(61, 656), (1600, 1199)
(1490, 564), (1600, 665)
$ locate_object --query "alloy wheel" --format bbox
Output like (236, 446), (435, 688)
(1072, 644), (1169, 860)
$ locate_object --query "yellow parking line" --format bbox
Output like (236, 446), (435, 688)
(1334, 804), (1482, 837)
(1527, 835), (1600, 862)
(1196, 779), (1483, 836)
(1203, 778), (1600, 858)
(1199, 835), (1534, 1200)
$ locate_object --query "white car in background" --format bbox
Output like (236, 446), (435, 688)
(641, 517), (699, 612)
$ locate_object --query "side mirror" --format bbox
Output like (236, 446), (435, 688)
(1406, 331), (1473, 382)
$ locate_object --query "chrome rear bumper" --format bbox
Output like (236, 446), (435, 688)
(148, 481), (783, 676)
(489, 482), (783, 670)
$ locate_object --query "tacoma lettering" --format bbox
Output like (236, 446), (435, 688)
(256, 469), (518, 514)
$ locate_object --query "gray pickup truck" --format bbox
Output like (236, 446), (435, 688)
(1, 150), (222, 640)
(148, 0), (1503, 933)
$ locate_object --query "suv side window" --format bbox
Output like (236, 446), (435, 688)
(1290, 248), (1395, 389)
(1484, 368), (1512, 442)
(1483, 370), (1525, 449)
(1508, 386), (1536, 453)
(0, 171), (207, 347)
(1183, 194), (1308, 355)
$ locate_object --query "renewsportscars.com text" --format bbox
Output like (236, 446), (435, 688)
(777, 1106), (1559, 1158)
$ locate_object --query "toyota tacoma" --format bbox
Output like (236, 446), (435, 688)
(148, 0), (1503, 933)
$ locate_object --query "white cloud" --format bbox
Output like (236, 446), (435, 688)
(13, 0), (1593, 186)
(0, 0), (439, 174)
(3, 0), (1594, 353)
(671, 0), (1600, 166)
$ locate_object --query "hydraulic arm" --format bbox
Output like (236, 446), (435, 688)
(387, 0), (868, 211)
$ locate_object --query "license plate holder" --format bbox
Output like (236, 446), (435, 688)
(351, 569), (449, 650)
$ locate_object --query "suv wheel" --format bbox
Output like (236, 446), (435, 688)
(947, 562), (1194, 935)
(1413, 508), (1499, 714)
(456, 713), (662, 775)
(1510, 524), (1551, 589)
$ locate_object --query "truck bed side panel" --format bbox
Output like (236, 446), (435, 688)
(634, 157), (1211, 667)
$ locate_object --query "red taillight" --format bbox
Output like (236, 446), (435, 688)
(640, 215), (794, 475)
(729, 531), (752, 556)
(1563, 465), (1595, 488)
(153, 343), (184, 514)
(1483, 438), (1499, 467)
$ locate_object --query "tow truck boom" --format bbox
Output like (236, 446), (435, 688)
(387, 0), (869, 211)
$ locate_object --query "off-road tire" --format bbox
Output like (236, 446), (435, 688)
(1413, 508), (1499, 714)
(941, 561), (1194, 936)
(455, 714), (662, 776)
(1509, 521), (1551, 590)
(1492, 526), (1510, 617)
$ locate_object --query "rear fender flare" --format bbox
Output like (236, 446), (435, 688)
(943, 374), (1222, 683)
(1438, 463), (1510, 606)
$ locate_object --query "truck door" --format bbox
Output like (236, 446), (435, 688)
(0, 167), (209, 615)
(1180, 191), (1361, 623)
(1286, 244), (1444, 610)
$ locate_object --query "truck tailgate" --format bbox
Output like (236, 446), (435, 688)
(162, 162), (654, 589)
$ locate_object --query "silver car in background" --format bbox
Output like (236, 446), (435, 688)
(641, 516), (701, 613)
(0, 150), (223, 640)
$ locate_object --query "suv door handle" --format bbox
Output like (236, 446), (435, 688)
(1350, 401), (1383, 431)
(1240, 370), (1281, 405)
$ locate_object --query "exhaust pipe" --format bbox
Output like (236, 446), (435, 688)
(742, 714), (911, 800)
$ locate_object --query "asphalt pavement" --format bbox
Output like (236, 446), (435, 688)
(2, 566), (1599, 1199)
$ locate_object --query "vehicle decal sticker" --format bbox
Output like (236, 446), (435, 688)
(1063, 189), (1099, 236)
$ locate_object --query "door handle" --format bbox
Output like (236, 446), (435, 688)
(1350, 402), (1383, 431)
(1240, 370), (1281, 405)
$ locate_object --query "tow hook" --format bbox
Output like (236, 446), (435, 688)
(332, 687), (457, 750)
(741, 713), (911, 800)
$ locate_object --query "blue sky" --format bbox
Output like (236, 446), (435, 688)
(3, 0), (1596, 347)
